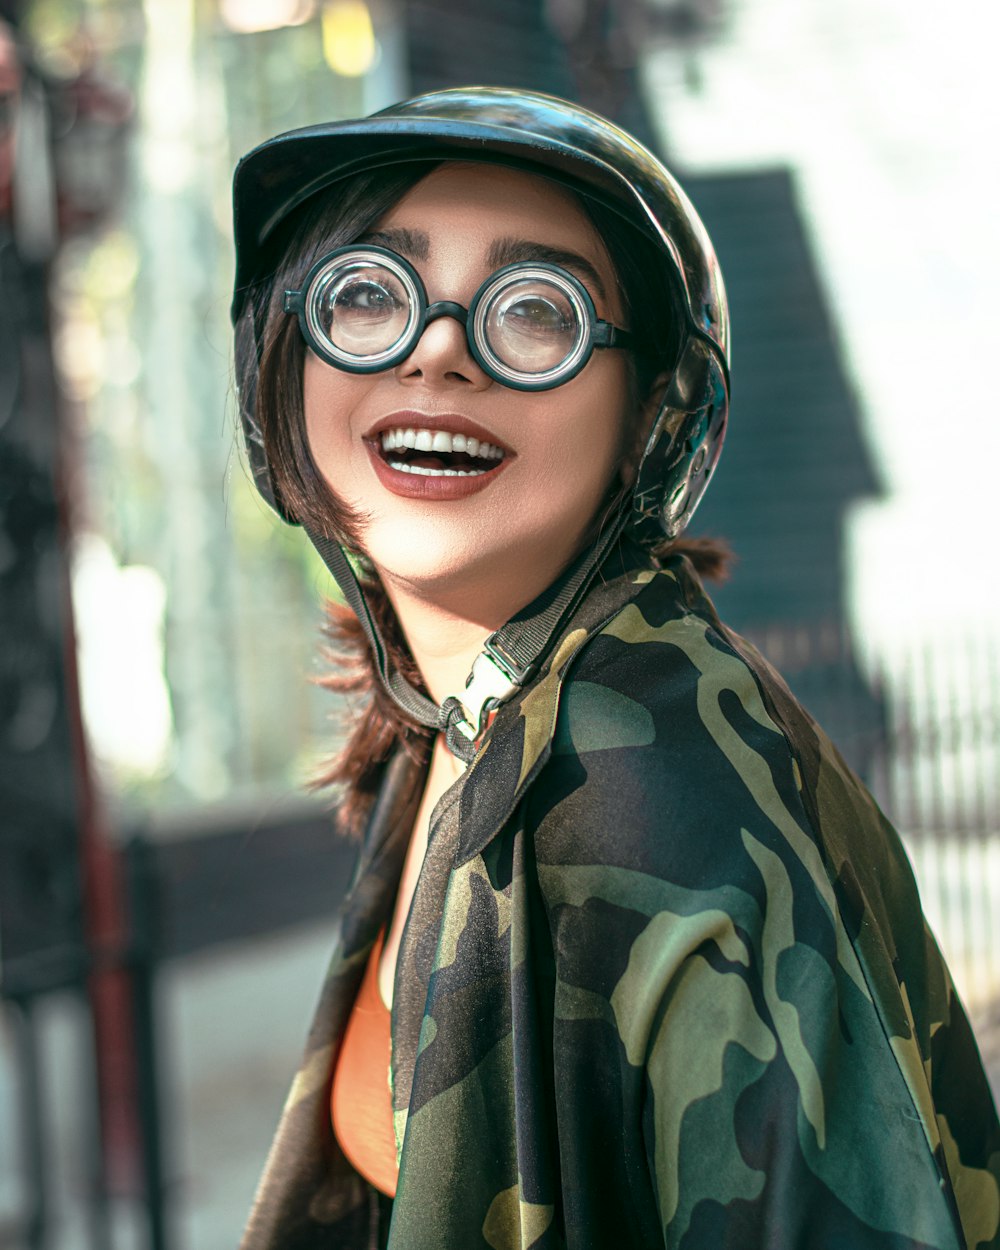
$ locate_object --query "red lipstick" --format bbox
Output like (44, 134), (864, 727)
(364, 411), (513, 501)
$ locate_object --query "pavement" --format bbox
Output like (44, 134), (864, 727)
(0, 921), (339, 1250)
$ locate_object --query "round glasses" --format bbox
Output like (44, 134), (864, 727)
(283, 245), (633, 391)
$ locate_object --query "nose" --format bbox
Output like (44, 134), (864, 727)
(396, 305), (492, 390)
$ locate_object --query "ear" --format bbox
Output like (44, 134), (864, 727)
(620, 370), (671, 486)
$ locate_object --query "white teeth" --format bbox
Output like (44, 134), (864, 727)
(386, 459), (488, 477)
(376, 426), (506, 463)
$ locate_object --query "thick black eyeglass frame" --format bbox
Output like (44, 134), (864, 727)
(283, 244), (634, 392)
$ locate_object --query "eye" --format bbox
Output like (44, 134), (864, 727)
(503, 295), (574, 336)
(334, 278), (404, 319)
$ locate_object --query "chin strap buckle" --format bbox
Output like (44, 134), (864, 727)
(439, 648), (522, 764)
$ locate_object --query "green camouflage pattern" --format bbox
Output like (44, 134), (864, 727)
(240, 547), (1000, 1249)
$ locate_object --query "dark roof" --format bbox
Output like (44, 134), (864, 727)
(405, 0), (576, 101)
(684, 167), (882, 628)
(402, 0), (660, 151)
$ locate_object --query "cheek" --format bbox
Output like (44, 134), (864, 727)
(581, 356), (633, 484)
(529, 359), (632, 519)
(302, 354), (364, 486)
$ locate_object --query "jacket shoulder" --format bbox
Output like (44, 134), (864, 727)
(535, 564), (813, 870)
(527, 567), (1000, 1248)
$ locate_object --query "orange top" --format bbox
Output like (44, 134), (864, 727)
(331, 928), (399, 1197)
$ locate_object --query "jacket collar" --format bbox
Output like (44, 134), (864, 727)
(455, 537), (655, 866)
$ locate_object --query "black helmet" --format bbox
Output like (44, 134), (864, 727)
(231, 87), (731, 758)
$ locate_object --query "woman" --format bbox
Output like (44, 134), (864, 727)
(231, 88), (1000, 1249)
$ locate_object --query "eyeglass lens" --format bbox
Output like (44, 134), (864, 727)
(481, 278), (580, 374)
(315, 261), (413, 357)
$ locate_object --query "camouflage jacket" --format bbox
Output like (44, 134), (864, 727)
(241, 547), (1000, 1250)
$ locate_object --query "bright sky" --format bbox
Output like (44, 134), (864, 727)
(645, 0), (1000, 655)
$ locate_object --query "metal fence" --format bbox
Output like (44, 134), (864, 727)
(874, 632), (1000, 1064)
(752, 621), (1000, 1073)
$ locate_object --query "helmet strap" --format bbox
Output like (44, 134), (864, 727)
(302, 523), (440, 724)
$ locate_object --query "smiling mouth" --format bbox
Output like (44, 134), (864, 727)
(375, 426), (508, 478)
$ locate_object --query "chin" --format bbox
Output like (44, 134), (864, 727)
(366, 527), (495, 593)
(360, 489), (606, 613)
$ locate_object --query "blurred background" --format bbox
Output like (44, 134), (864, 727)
(0, 0), (997, 1245)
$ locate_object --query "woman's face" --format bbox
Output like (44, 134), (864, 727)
(303, 162), (632, 617)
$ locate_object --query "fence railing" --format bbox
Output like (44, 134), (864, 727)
(873, 632), (1000, 1057)
(752, 621), (1000, 1067)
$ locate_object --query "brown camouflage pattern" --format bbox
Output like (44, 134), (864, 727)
(240, 546), (1000, 1249)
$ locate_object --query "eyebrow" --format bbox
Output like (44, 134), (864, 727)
(486, 237), (609, 303)
(360, 227), (430, 260)
(357, 228), (609, 303)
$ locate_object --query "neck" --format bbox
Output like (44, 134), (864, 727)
(380, 575), (508, 706)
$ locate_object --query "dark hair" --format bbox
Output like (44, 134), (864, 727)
(236, 160), (730, 835)
(237, 164), (439, 542)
